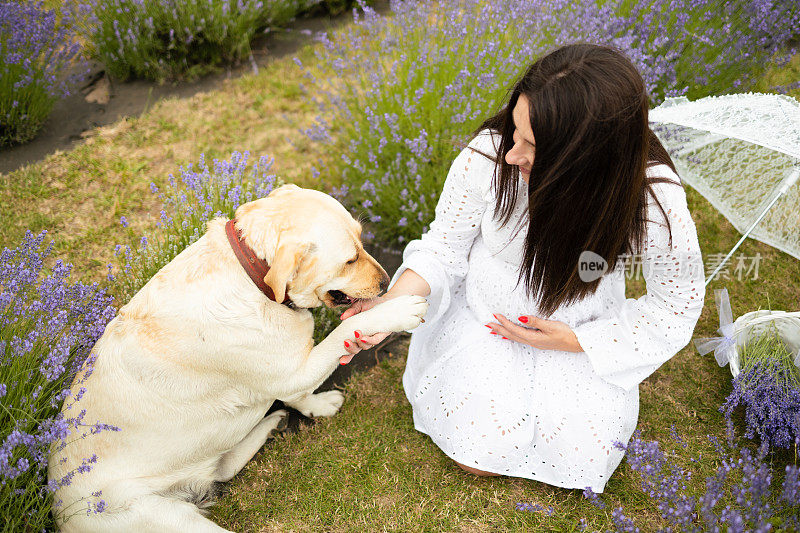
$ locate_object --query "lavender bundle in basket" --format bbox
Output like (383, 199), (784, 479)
(721, 323), (800, 451)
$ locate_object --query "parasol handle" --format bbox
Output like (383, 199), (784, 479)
(705, 164), (800, 287)
(779, 164), (800, 194)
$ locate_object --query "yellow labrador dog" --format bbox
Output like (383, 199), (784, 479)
(48, 184), (427, 532)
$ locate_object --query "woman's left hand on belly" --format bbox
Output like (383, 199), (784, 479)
(486, 313), (585, 352)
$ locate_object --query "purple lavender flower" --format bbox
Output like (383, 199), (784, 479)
(721, 360), (800, 451)
(611, 506), (641, 532)
(1, 231), (116, 530)
(0, 1), (85, 146)
(112, 152), (276, 302)
(516, 502), (544, 512)
(85, 0), (326, 81)
(583, 486), (606, 509)
(300, 0), (799, 247)
(592, 422), (800, 532)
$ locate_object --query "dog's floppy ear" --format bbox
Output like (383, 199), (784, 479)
(263, 240), (305, 303)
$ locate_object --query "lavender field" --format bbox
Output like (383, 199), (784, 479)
(1, 0), (800, 531)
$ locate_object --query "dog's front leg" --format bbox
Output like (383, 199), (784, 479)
(215, 409), (289, 482)
(275, 295), (428, 399)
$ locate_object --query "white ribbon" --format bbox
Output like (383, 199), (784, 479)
(694, 288), (738, 368)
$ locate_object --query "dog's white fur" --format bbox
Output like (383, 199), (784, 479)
(48, 184), (427, 532)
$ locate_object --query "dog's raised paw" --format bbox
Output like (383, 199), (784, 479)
(366, 294), (429, 333)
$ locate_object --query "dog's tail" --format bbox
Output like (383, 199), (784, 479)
(160, 481), (218, 511)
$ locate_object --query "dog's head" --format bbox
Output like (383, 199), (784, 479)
(233, 184), (390, 308)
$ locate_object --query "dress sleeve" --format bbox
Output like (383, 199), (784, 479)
(389, 131), (498, 328)
(571, 165), (706, 392)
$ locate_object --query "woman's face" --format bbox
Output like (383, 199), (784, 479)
(505, 94), (536, 183)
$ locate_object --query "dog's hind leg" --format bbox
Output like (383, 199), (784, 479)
(214, 409), (288, 482)
(60, 493), (232, 533)
(126, 494), (233, 533)
(284, 390), (345, 418)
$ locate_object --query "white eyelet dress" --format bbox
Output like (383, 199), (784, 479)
(390, 129), (706, 492)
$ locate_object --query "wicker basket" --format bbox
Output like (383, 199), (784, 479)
(727, 310), (800, 378)
(694, 289), (800, 378)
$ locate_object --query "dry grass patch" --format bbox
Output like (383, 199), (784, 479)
(0, 44), (335, 283)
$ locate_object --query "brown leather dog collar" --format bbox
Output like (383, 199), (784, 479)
(225, 219), (294, 307)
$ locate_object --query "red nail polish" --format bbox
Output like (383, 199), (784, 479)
(502, 336), (509, 340)
(484, 324), (492, 328)
(490, 331), (497, 335)
(340, 361), (346, 365)
(492, 314), (499, 320)
(344, 341), (350, 348)
(354, 331), (360, 338)
(518, 316), (528, 323)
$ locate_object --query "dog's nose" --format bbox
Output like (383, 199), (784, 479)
(379, 272), (390, 293)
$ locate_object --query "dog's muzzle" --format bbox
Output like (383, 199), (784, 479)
(328, 290), (355, 306)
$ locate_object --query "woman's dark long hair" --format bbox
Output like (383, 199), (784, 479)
(475, 43), (681, 318)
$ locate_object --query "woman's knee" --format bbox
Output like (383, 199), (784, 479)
(454, 460), (500, 477)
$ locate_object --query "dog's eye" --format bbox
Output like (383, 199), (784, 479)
(346, 255), (358, 265)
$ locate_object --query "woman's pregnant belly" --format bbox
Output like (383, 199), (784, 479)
(464, 237), (618, 328)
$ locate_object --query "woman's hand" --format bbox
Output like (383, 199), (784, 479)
(486, 313), (584, 352)
(338, 296), (395, 365)
(337, 268), (431, 365)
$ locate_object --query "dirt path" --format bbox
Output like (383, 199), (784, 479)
(0, 2), (389, 175)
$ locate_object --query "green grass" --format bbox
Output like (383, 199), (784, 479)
(207, 336), (796, 532)
(0, 6), (799, 532)
(211, 345), (612, 531)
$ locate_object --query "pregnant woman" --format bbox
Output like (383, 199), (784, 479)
(340, 43), (705, 492)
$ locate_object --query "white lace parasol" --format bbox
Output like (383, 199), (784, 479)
(649, 93), (800, 284)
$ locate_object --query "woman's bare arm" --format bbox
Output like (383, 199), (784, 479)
(384, 268), (431, 298)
